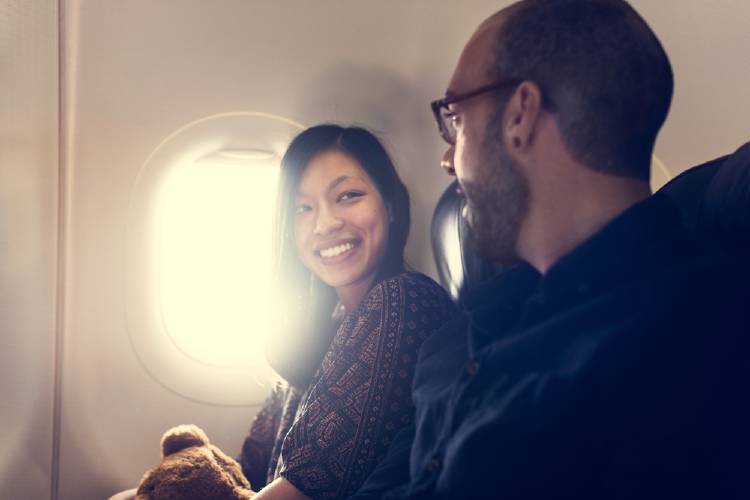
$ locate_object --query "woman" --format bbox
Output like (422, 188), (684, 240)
(112, 125), (455, 500)
(240, 125), (455, 500)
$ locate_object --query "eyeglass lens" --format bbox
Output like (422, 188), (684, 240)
(439, 106), (457, 144)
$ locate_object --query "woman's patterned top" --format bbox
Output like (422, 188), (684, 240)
(239, 272), (456, 499)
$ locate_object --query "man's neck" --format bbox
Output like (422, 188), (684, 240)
(518, 176), (651, 274)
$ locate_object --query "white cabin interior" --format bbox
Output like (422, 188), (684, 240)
(2, 1), (749, 498)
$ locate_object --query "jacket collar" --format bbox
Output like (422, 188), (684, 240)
(464, 193), (685, 348)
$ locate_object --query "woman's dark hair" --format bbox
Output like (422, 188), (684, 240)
(265, 124), (411, 388)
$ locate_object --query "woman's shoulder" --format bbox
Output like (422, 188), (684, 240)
(358, 271), (456, 320)
(373, 271), (451, 300)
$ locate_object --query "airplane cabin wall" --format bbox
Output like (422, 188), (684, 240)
(0, 1), (59, 499)
(631, 0), (750, 169)
(1, 1), (749, 499)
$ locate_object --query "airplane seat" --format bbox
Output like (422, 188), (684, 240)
(431, 142), (750, 303)
(431, 180), (502, 304)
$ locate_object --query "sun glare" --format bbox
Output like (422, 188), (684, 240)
(157, 160), (279, 367)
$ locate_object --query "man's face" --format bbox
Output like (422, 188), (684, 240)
(461, 110), (529, 265)
(445, 24), (530, 264)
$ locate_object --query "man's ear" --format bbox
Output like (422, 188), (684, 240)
(504, 81), (543, 151)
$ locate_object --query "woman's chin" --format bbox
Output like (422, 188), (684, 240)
(318, 269), (364, 290)
(316, 265), (378, 295)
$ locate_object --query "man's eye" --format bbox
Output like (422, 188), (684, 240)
(294, 204), (312, 215)
(337, 191), (364, 202)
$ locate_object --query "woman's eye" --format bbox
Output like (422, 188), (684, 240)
(337, 191), (364, 203)
(294, 204), (312, 215)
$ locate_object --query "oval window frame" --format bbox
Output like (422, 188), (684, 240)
(125, 111), (303, 406)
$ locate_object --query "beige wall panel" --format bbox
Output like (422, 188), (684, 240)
(0, 1), (59, 499)
(631, 0), (750, 171)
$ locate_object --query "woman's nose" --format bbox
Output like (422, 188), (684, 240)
(441, 146), (456, 176)
(313, 206), (344, 235)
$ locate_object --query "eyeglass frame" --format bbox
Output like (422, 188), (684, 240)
(430, 78), (523, 145)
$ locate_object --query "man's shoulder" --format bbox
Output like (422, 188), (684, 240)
(639, 245), (748, 305)
(590, 248), (749, 386)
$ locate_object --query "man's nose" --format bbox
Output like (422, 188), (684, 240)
(441, 146), (456, 176)
(313, 206), (344, 235)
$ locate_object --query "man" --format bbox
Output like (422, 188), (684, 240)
(352, 0), (749, 498)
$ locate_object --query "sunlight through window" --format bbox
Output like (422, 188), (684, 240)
(157, 160), (279, 367)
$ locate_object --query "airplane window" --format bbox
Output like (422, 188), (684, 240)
(126, 112), (302, 405)
(158, 158), (278, 367)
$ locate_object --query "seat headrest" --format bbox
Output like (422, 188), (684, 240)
(431, 181), (500, 303)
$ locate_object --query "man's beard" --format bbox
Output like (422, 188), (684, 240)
(460, 113), (530, 265)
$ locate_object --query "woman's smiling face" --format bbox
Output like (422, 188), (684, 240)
(293, 150), (389, 302)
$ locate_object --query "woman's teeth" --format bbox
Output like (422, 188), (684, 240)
(320, 242), (355, 258)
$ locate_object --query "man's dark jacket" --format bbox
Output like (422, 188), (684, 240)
(352, 193), (749, 499)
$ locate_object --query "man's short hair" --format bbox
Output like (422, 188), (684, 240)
(493, 0), (673, 179)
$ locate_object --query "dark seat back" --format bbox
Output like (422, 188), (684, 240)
(430, 181), (501, 304)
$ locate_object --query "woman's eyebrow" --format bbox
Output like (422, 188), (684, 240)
(327, 175), (369, 193)
(327, 175), (351, 192)
(296, 175), (365, 198)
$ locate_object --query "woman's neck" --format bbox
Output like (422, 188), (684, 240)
(336, 273), (378, 312)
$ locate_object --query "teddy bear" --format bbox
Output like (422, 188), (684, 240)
(135, 424), (255, 500)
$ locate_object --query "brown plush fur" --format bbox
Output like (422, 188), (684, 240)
(136, 424), (254, 500)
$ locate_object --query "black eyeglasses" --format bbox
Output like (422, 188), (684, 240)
(430, 78), (522, 145)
